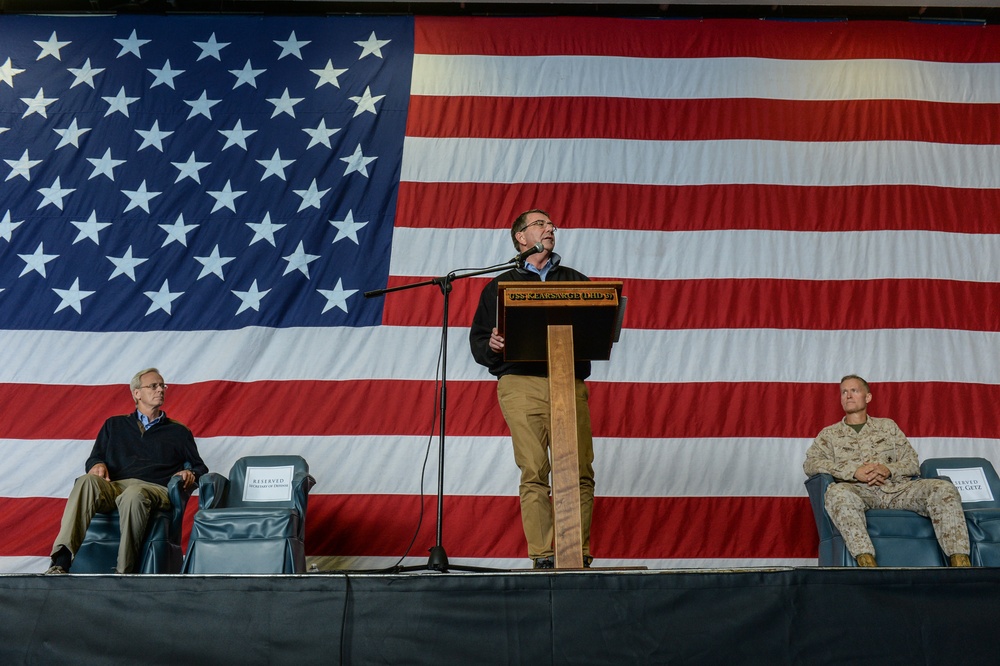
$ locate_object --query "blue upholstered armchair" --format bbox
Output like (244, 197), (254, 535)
(804, 473), (948, 567)
(181, 455), (316, 574)
(920, 457), (1000, 567)
(72, 475), (194, 574)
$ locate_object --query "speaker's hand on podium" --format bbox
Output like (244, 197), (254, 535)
(489, 327), (505, 353)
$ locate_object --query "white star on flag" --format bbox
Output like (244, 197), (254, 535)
(229, 60), (265, 89)
(148, 60), (185, 89)
(102, 86), (140, 117)
(256, 148), (294, 181)
(37, 177), (76, 210)
(275, 31), (310, 59)
(18, 242), (58, 277)
(54, 118), (91, 149)
(35, 32), (70, 61)
(266, 88), (304, 118)
(5, 150), (42, 182)
(52, 278), (96, 314)
(311, 60), (348, 88)
(246, 212), (286, 247)
(171, 152), (211, 184)
(194, 244), (236, 280)
(219, 119), (257, 150)
(143, 279), (183, 316)
(303, 119), (340, 149)
(194, 32), (229, 61)
(0, 210), (24, 241)
(20, 89), (58, 118)
(184, 91), (221, 120)
(70, 211), (111, 245)
(87, 148), (126, 181)
(207, 180), (247, 213)
(136, 120), (174, 152)
(355, 32), (391, 59)
(0, 57), (25, 87)
(232, 279), (271, 314)
(68, 58), (104, 88)
(293, 178), (330, 211)
(318, 278), (358, 314)
(121, 180), (162, 213)
(340, 144), (377, 177)
(282, 241), (320, 278)
(115, 29), (150, 58)
(106, 245), (149, 281)
(349, 86), (385, 117)
(329, 210), (369, 244)
(159, 213), (198, 247)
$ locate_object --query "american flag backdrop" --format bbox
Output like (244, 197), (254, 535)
(1, 14), (999, 573)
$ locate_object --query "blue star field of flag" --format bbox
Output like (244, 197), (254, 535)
(0, 14), (412, 331)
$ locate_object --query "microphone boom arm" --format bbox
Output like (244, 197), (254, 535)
(364, 257), (522, 299)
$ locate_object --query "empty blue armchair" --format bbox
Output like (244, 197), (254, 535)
(181, 455), (316, 574)
(72, 475), (194, 573)
(805, 473), (947, 566)
(920, 457), (1000, 567)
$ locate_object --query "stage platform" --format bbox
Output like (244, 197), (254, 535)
(2, 566), (998, 664)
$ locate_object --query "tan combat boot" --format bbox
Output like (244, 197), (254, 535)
(949, 554), (972, 567)
(855, 553), (877, 567)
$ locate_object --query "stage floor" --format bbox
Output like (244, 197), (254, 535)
(2, 566), (998, 664)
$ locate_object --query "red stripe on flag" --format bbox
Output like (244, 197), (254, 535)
(309, 494), (816, 559)
(0, 494), (815, 560)
(415, 16), (1000, 62)
(407, 96), (1000, 144)
(592, 496), (816, 559)
(0, 497), (62, 557)
(383, 276), (1000, 333)
(4, 381), (999, 441)
(395, 183), (1000, 234)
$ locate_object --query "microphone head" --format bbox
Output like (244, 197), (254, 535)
(513, 241), (546, 265)
(523, 242), (544, 259)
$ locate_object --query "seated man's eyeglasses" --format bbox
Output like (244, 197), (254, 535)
(140, 383), (168, 391)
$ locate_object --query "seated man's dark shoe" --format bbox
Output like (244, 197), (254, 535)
(45, 546), (72, 574)
(533, 557), (554, 569)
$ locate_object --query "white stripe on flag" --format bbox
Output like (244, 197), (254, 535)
(388, 227), (1000, 282)
(401, 137), (1000, 188)
(411, 54), (1000, 103)
(5, 435), (998, 499)
(3, 327), (1000, 384)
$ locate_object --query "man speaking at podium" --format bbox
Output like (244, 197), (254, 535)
(470, 209), (595, 569)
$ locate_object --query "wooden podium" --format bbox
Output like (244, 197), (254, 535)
(498, 281), (623, 568)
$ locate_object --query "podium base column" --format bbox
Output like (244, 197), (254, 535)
(548, 324), (584, 569)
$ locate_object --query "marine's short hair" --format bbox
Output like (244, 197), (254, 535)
(840, 374), (870, 392)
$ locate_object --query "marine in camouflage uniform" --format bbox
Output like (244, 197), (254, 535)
(803, 375), (970, 565)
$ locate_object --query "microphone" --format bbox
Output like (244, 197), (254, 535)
(511, 242), (544, 264)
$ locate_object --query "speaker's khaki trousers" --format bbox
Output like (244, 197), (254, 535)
(498, 374), (595, 560)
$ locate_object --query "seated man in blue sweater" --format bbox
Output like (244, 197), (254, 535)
(45, 367), (208, 574)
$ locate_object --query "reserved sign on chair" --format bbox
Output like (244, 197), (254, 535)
(243, 466), (296, 502)
(937, 467), (995, 503)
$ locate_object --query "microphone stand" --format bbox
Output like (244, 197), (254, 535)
(364, 256), (523, 573)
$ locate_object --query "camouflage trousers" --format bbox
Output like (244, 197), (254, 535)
(824, 479), (970, 558)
